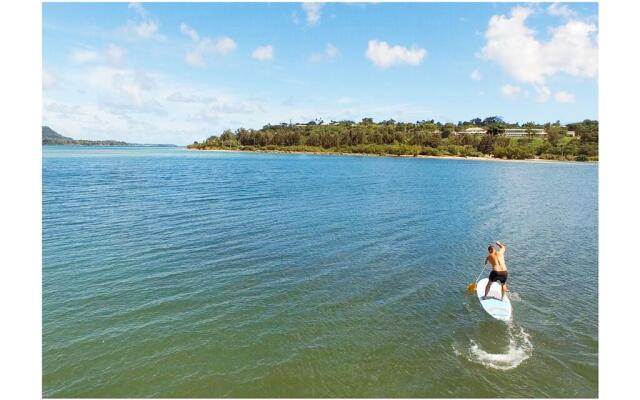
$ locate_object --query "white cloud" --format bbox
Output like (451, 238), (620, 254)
(128, 2), (148, 18)
(71, 49), (101, 63)
(308, 53), (322, 63)
(132, 20), (158, 38)
(133, 69), (155, 91)
(554, 90), (576, 103)
(480, 6), (597, 101)
(252, 45), (274, 62)
(534, 85), (551, 102)
(365, 40), (427, 69)
(185, 37), (237, 67)
(548, 3), (577, 18)
(166, 91), (215, 103)
(190, 94), (266, 121)
(180, 23), (199, 42)
(71, 44), (125, 65)
(124, 3), (160, 39)
(544, 21), (598, 77)
(302, 3), (323, 26)
(44, 102), (86, 117)
(184, 52), (204, 67)
(309, 43), (339, 63)
(501, 84), (522, 99)
(43, 68), (56, 89)
(105, 44), (125, 65)
(337, 97), (355, 105)
(180, 23), (236, 67)
(208, 98), (260, 114)
(325, 43), (339, 58)
(82, 66), (158, 108)
(470, 69), (482, 80)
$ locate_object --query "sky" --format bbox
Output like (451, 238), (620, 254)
(42, 2), (599, 145)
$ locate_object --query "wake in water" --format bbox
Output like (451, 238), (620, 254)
(456, 323), (532, 370)
(508, 291), (522, 302)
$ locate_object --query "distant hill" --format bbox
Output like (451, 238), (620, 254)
(42, 126), (176, 147)
(42, 126), (76, 143)
(43, 126), (129, 146)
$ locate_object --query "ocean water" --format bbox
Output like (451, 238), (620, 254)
(43, 146), (598, 397)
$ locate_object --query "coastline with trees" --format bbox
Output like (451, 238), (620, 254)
(188, 117), (598, 162)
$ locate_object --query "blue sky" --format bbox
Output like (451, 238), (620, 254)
(42, 2), (598, 145)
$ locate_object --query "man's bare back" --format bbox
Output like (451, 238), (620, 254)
(494, 241), (507, 272)
(485, 252), (501, 271)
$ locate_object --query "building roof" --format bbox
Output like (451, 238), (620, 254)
(464, 127), (487, 133)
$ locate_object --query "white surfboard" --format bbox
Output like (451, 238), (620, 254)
(476, 278), (512, 321)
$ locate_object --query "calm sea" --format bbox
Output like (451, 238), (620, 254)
(43, 146), (598, 397)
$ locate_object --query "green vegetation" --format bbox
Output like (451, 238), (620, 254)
(188, 117), (598, 161)
(42, 126), (130, 146)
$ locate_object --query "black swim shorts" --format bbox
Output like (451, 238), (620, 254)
(489, 270), (508, 284)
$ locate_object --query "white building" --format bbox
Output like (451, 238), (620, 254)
(503, 128), (546, 138)
(459, 127), (549, 137)
(463, 127), (488, 135)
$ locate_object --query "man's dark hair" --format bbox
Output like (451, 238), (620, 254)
(488, 246), (494, 253)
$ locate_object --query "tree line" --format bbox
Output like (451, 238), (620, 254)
(188, 117), (598, 161)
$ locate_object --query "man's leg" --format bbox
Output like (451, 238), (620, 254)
(483, 281), (493, 299)
(500, 279), (510, 300)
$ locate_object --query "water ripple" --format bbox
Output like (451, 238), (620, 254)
(43, 147), (598, 397)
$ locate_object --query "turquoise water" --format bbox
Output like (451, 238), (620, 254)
(43, 146), (598, 397)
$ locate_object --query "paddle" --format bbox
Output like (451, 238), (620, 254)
(467, 264), (487, 293)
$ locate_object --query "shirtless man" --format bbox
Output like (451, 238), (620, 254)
(483, 241), (508, 301)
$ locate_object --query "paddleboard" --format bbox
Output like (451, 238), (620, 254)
(476, 278), (512, 321)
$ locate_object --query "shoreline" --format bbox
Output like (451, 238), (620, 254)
(187, 148), (598, 165)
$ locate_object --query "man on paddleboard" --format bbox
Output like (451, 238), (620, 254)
(482, 241), (508, 301)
